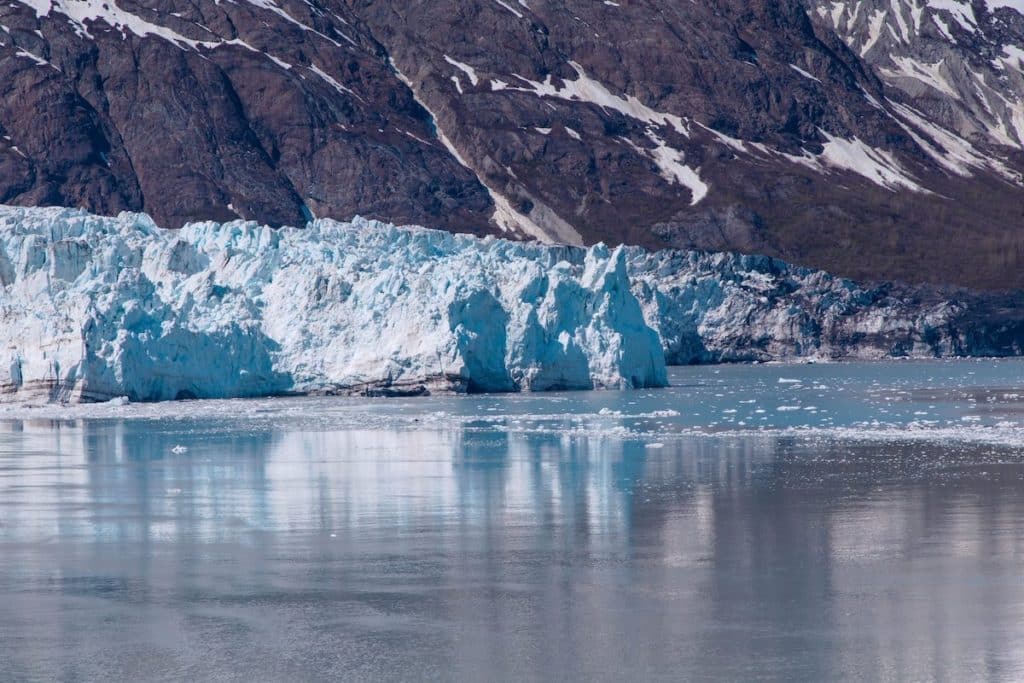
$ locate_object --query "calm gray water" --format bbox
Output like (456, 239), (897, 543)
(2, 360), (1024, 681)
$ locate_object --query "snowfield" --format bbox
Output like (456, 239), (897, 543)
(0, 206), (666, 402)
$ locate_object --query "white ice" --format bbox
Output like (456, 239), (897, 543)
(0, 206), (666, 403)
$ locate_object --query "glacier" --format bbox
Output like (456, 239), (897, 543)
(0, 206), (666, 402)
(0, 205), (1020, 404)
(629, 248), (1024, 364)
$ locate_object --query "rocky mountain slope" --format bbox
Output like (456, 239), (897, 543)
(810, 0), (1024, 152)
(0, 0), (1022, 288)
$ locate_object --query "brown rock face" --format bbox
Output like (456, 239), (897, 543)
(0, 0), (1022, 289)
(0, 0), (493, 234)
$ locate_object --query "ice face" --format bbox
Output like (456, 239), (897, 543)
(0, 206), (667, 403)
(625, 248), (990, 364)
(0, 204), (1009, 404)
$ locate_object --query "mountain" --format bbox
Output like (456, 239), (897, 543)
(0, 0), (1022, 289)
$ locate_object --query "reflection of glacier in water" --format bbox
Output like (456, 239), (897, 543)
(1, 361), (1024, 680)
(0, 419), (778, 546)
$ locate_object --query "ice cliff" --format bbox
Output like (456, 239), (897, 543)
(0, 206), (1020, 404)
(628, 249), (1024, 364)
(0, 206), (666, 402)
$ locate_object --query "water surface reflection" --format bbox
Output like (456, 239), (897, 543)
(1, 418), (1023, 681)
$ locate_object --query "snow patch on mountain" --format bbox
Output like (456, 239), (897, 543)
(812, 0), (1024, 151)
(507, 61), (689, 135)
(779, 131), (928, 192)
(879, 55), (961, 98)
(389, 58), (583, 246)
(927, 1), (978, 33)
(504, 62), (710, 204)
(986, 1), (1024, 14)
(13, 0), (330, 71)
(0, 206), (666, 403)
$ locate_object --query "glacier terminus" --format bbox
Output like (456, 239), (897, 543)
(0, 206), (667, 402)
(0, 205), (1020, 404)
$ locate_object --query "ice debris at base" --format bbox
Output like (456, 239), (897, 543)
(0, 206), (666, 403)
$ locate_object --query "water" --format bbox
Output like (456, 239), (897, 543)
(1, 360), (1023, 681)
